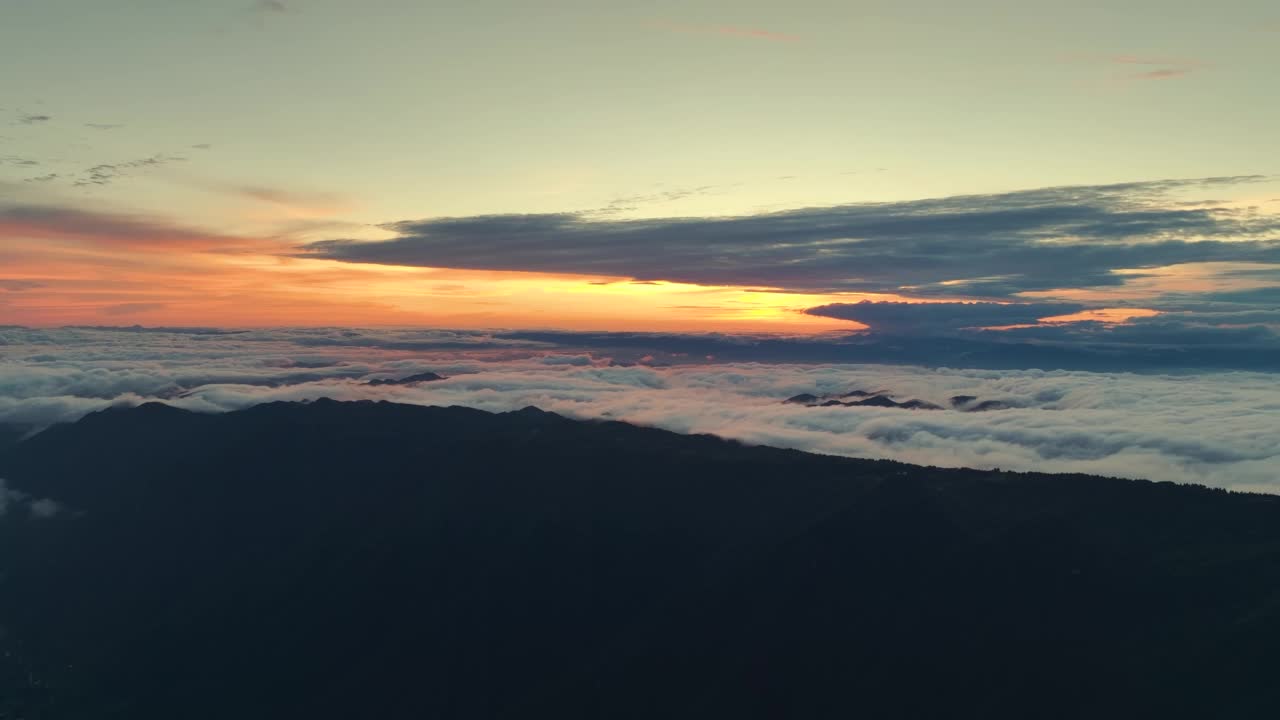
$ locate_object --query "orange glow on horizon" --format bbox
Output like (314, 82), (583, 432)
(2, 235), (894, 331)
(11, 205), (1255, 333)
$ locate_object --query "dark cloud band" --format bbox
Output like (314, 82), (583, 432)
(301, 176), (1280, 297)
(804, 301), (1086, 333)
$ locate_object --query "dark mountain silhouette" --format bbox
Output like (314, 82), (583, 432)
(2, 400), (1280, 719)
(969, 399), (1012, 411)
(951, 395), (1014, 412)
(785, 389), (1010, 412)
(848, 393), (903, 408)
(839, 395), (943, 410)
(840, 389), (885, 398)
(896, 398), (945, 410)
(363, 371), (447, 386)
(789, 391), (944, 410)
(783, 392), (820, 404)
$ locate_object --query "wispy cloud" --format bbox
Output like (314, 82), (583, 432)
(192, 184), (353, 221)
(0, 202), (259, 252)
(85, 123), (123, 131)
(73, 153), (186, 187)
(1108, 54), (1202, 81)
(238, 186), (345, 212)
(657, 21), (798, 42)
(18, 114), (51, 125)
(707, 25), (799, 42)
(253, 0), (289, 13)
(1134, 68), (1193, 80)
(1110, 55), (1196, 66)
(1065, 54), (1204, 86)
(591, 184), (723, 216)
(0, 479), (60, 519)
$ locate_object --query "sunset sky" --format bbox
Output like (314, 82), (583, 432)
(8, 8), (1280, 713)
(2, 0), (1277, 335)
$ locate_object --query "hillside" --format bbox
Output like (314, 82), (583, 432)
(1, 400), (1278, 719)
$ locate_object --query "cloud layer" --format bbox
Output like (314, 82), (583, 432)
(805, 301), (1087, 333)
(303, 177), (1280, 297)
(2, 327), (1277, 492)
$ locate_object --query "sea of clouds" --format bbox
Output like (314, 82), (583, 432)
(2, 327), (1277, 492)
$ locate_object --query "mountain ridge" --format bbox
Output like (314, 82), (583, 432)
(1, 400), (1278, 719)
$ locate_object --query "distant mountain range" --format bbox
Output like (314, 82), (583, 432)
(784, 388), (1012, 411)
(363, 371), (447, 386)
(1, 400), (1278, 719)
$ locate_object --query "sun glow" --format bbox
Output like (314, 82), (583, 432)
(3, 237), (896, 331)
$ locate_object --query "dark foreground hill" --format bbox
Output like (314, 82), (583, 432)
(2, 400), (1279, 719)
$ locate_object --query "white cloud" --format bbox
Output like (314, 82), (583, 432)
(28, 498), (60, 518)
(1, 328), (1278, 491)
(0, 478), (60, 518)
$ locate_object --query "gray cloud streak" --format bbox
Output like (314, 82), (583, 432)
(301, 176), (1280, 297)
(805, 301), (1086, 334)
(74, 154), (186, 187)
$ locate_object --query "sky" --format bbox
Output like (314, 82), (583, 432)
(1, 0), (1278, 346)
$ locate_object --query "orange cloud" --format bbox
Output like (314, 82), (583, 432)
(1037, 307), (1161, 324)
(981, 308), (1160, 331)
(1022, 262), (1280, 303)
